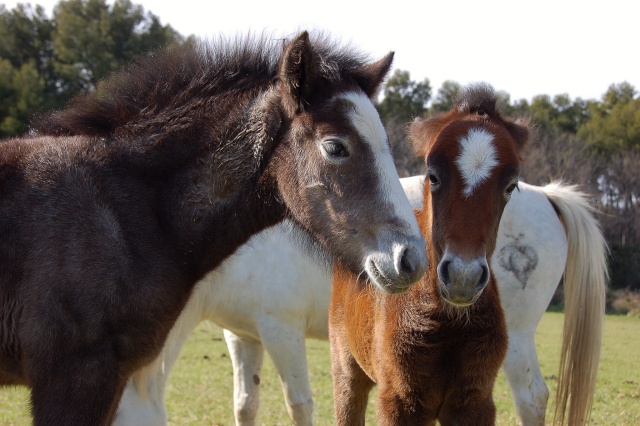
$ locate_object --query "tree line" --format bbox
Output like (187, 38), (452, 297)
(2, 0), (638, 290)
(0, 0), (183, 136)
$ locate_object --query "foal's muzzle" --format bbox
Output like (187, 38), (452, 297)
(365, 235), (428, 294)
(437, 252), (489, 306)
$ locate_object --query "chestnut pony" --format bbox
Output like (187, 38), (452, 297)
(329, 84), (529, 425)
(0, 32), (427, 425)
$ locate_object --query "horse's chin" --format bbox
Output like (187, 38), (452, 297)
(438, 279), (484, 307)
(365, 258), (413, 295)
(443, 298), (474, 308)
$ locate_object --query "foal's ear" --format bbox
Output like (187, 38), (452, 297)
(352, 52), (394, 100)
(278, 31), (317, 117)
(408, 114), (450, 158)
(505, 117), (530, 156)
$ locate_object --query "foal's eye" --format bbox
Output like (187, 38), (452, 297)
(427, 172), (440, 190)
(505, 180), (519, 196)
(321, 140), (349, 159)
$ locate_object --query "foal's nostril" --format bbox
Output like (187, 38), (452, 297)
(395, 245), (425, 281)
(400, 247), (415, 275)
(477, 263), (490, 289)
(438, 260), (451, 285)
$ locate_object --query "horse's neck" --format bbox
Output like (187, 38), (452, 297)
(175, 90), (286, 277)
(188, 89), (281, 210)
(407, 265), (501, 322)
(182, 182), (285, 280)
(409, 268), (444, 308)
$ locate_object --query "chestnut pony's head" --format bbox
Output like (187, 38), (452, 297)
(410, 83), (529, 306)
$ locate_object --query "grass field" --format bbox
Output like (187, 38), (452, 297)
(1, 312), (639, 425)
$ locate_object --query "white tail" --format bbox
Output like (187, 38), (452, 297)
(541, 182), (608, 425)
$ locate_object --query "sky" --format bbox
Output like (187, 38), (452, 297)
(6, 0), (640, 102)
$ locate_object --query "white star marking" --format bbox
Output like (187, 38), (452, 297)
(455, 128), (498, 197)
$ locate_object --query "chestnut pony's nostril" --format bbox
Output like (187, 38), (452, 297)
(477, 263), (490, 289)
(438, 260), (451, 285)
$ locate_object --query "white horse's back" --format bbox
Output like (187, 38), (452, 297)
(116, 177), (607, 426)
(199, 224), (331, 340)
(494, 182), (568, 327)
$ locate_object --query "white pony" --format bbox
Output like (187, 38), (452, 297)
(114, 176), (607, 426)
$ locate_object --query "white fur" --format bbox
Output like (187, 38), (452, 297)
(342, 92), (426, 292)
(341, 92), (421, 237)
(116, 177), (607, 426)
(455, 128), (499, 197)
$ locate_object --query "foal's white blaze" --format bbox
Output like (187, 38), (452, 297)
(456, 128), (499, 197)
(340, 91), (420, 235)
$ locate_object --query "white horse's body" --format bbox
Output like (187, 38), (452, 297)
(115, 177), (607, 426)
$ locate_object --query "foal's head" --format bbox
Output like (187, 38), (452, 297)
(410, 84), (529, 306)
(32, 30), (427, 294)
(265, 32), (427, 293)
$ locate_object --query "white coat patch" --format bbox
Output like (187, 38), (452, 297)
(339, 92), (422, 235)
(455, 128), (498, 197)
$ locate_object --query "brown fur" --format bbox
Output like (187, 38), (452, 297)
(0, 31), (399, 425)
(329, 84), (529, 425)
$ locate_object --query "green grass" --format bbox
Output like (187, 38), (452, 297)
(2, 313), (639, 425)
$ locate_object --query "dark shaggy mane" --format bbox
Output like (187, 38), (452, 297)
(32, 31), (373, 138)
(454, 82), (531, 156)
(454, 82), (500, 117)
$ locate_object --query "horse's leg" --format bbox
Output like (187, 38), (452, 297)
(329, 341), (373, 426)
(116, 378), (169, 426)
(375, 385), (436, 426)
(501, 330), (547, 426)
(437, 392), (496, 426)
(114, 332), (195, 426)
(259, 324), (314, 426)
(28, 355), (126, 426)
(114, 284), (209, 426)
(224, 329), (265, 426)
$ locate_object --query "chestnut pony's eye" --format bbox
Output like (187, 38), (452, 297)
(505, 180), (519, 196)
(427, 171), (440, 191)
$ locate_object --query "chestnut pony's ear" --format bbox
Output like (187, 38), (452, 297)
(408, 112), (455, 158)
(278, 31), (317, 117)
(410, 113), (531, 160)
(352, 52), (394, 100)
(505, 117), (530, 157)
